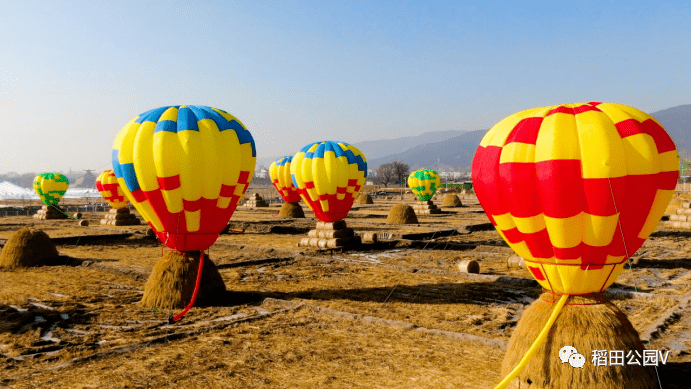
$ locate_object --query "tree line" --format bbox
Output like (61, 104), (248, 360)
(372, 161), (410, 186)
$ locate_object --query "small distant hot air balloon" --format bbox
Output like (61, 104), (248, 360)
(96, 169), (140, 226)
(33, 173), (69, 206)
(290, 141), (367, 223)
(112, 105), (256, 321)
(473, 102), (676, 389)
(408, 169), (440, 201)
(269, 156), (305, 218)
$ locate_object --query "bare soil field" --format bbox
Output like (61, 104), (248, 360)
(0, 194), (689, 388)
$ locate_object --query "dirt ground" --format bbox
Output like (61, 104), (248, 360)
(0, 193), (689, 388)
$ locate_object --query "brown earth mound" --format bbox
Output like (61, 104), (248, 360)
(501, 293), (656, 389)
(0, 227), (59, 268)
(386, 204), (418, 224)
(278, 202), (305, 218)
(442, 194), (462, 207)
(141, 251), (227, 310)
(356, 194), (374, 204)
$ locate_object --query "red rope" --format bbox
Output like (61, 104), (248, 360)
(169, 250), (204, 323)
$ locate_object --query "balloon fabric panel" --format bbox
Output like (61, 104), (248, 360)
(408, 169), (440, 201)
(96, 170), (129, 209)
(472, 102), (679, 294)
(33, 173), (69, 206)
(290, 141), (367, 222)
(112, 106), (256, 252)
(269, 156), (302, 203)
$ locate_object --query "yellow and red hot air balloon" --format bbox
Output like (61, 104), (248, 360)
(269, 156), (302, 203)
(33, 173), (69, 206)
(290, 141), (367, 222)
(112, 105), (256, 252)
(96, 169), (129, 209)
(472, 102), (679, 295)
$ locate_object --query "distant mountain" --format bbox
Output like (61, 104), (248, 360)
(650, 104), (690, 158)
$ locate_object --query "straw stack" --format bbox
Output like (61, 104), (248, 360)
(278, 202), (305, 218)
(243, 193), (269, 207)
(386, 204), (418, 224)
(33, 205), (68, 220)
(0, 227), (59, 268)
(355, 193), (374, 204)
(298, 220), (361, 248)
(442, 194), (463, 207)
(100, 207), (140, 226)
(411, 200), (441, 215)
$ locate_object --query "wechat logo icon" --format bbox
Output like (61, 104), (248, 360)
(559, 346), (585, 368)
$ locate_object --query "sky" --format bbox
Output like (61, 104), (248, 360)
(0, 0), (689, 173)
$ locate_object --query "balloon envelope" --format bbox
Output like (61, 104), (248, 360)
(33, 173), (69, 206)
(408, 169), (440, 201)
(269, 156), (302, 203)
(96, 169), (129, 209)
(290, 141), (367, 222)
(112, 105), (256, 251)
(472, 102), (679, 294)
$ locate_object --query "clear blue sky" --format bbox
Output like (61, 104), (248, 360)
(1, 0), (689, 173)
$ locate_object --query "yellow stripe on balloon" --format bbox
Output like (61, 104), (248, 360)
(154, 130), (183, 213)
(198, 118), (223, 199)
(323, 149), (338, 195)
(505, 239), (534, 261)
(186, 210), (201, 232)
(133, 122), (159, 192)
(583, 213), (619, 247)
(159, 106), (178, 122)
(290, 153), (305, 190)
(512, 214), (546, 234)
(535, 113), (581, 162)
(638, 189), (675, 239)
(307, 187), (319, 203)
(220, 130), (241, 189)
(217, 197), (231, 209)
(576, 111), (627, 179)
(659, 150), (680, 172)
(544, 214), (583, 249)
(178, 130), (203, 206)
(116, 121), (140, 165)
(499, 143), (536, 164)
(337, 154), (350, 189)
(598, 102), (653, 124)
(313, 152), (330, 196)
(493, 213), (517, 232)
(479, 106), (548, 147)
(622, 134), (660, 175)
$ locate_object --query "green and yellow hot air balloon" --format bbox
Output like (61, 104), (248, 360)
(407, 169), (440, 201)
(33, 173), (69, 206)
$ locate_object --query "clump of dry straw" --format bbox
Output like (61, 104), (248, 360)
(141, 250), (226, 309)
(278, 202), (305, 218)
(501, 292), (656, 389)
(386, 204), (418, 224)
(356, 193), (374, 204)
(442, 194), (463, 207)
(0, 227), (59, 268)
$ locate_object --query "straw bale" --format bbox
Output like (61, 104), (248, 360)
(307, 228), (354, 239)
(501, 293), (656, 389)
(278, 202), (305, 218)
(316, 220), (347, 230)
(78, 220), (89, 227)
(386, 204), (418, 224)
(457, 259), (479, 273)
(677, 207), (691, 215)
(110, 207), (130, 214)
(442, 194), (463, 207)
(506, 255), (525, 269)
(359, 232), (378, 243)
(0, 227), (59, 268)
(141, 250), (226, 310)
(73, 212), (83, 219)
(355, 193), (374, 204)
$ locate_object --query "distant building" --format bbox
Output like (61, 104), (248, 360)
(73, 170), (97, 188)
(255, 168), (268, 179)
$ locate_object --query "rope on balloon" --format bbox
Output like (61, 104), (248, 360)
(50, 204), (78, 220)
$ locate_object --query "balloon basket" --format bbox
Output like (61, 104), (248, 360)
(141, 250), (226, 310)
(100, 207), (141, 226)
(33, 205), (68, 220)
(500, 292), (657, 389)
(412, 200), (441, 215)
(243, 193), (268, 207)
(298, 220), (362, 248)
(278, 202), (305, 218)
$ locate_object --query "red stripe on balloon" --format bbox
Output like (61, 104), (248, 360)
(536, 159), (584, 218)
(504, 117), (543, 145)
(472, 145), (508, 217)
(336, 187), (347, 194)
(238, 171), (250, 184)
(157, 175), (181, 190)
(546, 104), (602, 117)
(499, 162), (541, 218)
(130, 189), (147, 203)
(528, 266), (545, 280)
(304, 181), (315, 189)
(658, 170), (679, 190)
(582, 176), (625, 216)
(220, 184), (235, 197)
(183, 198), (202, 212)
(348, 179), (358, 186)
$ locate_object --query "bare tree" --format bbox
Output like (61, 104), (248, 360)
(374, 163), (396, 186)
(391, 161), (410, 185)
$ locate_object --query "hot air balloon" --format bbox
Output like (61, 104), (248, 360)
(96, 169), (140, 226)
(32, 173), (71, 220)
(290, 141), (367, 223)
(291, 141), (367, 248)
(473, 102), (677, 389)
(269, 156), (305, 218)
(112, 105), (256, 321)
(408, 169), (440, 201)
(33, 173), (69, 206)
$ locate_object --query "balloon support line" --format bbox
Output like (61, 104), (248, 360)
(50, 204), (78, 220)
(493, 294), (569, 389)
(168, 250), (205, 324)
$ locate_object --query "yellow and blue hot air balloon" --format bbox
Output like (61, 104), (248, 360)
(408, 169), (440, 201)
(112, 105), (256, 252)
(290, 141), (367, 222)
(33, 173), (69, 206)
(96, 169), (129, 209)
(269, 156), (302, 203)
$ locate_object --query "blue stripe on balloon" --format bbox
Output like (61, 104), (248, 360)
(135, 106), (171, 124)
(276, 156), (292, 166)
(291, 174), (299, 188)
(154, 120), (178, 133)
(177, 106), (199, 132)
(299, 142), (318, 154)
(111, 149), (140, 192)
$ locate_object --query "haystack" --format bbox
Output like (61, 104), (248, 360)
(501, 293), (657, 389)
(386, 204), (418, 224)
(0, 227), (59, 268)
(356, 193), (374, 204)
(278, 202), (305, 218)
(442, 194), (463, 207)
(243, 193), (268, 207)
(141, 251), (226, 310)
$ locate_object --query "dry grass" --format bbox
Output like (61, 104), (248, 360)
(356, 193), (374, 204)
(0, 227), (59, 268)
(386, 204), (418, 224)
(277, 202), (305, 218)
(442, 194), (462, 207)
